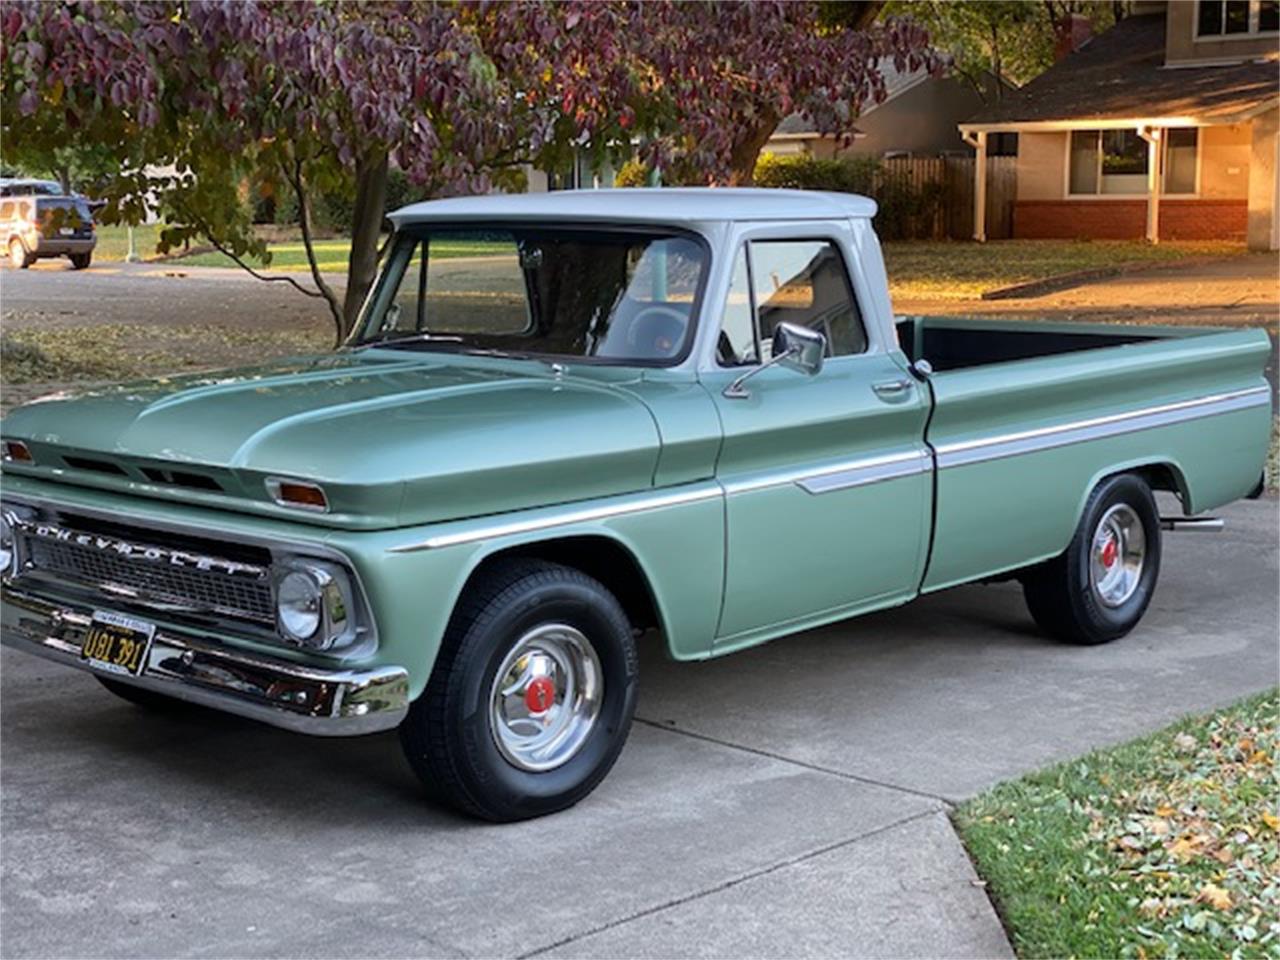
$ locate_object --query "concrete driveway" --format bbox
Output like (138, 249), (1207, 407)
(2, 496), (1275, 960)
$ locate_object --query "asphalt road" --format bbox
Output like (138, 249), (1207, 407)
(2, 496), (1276, 959)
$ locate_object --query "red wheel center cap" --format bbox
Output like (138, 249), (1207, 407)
(525, 676), (556, 714)
(1100, 537), (1118, 569)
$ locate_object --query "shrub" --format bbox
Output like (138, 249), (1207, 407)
(614, 158), (651, 188)
(754, 152), (947, 241)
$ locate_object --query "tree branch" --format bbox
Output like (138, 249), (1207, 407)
(283, 155), (346, 344)
(204, 235), (327, 300)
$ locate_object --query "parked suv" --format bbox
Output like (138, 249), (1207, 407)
(2, 194), (96, 269)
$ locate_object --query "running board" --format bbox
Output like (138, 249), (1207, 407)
(1159, 516), (1225, 532)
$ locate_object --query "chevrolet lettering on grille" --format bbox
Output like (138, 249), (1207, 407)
(28, 522), (267, 580)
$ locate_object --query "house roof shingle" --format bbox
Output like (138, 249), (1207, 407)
(963, 12), (1278, 127)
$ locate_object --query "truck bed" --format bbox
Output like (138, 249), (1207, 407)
(895, 316), (1272, 592)
(896, 316), (1158, 372)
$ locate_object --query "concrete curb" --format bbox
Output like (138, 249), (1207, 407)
(980, 255), (1238, 301)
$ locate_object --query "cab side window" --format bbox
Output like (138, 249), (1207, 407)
(716, 239), (866, 366)
(752, 240), (866, 357)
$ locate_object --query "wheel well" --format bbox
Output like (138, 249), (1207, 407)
(465, 536), (662, 633)
(1128, 462), (1188, 507)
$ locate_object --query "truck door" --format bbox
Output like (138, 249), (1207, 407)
(702, 223), (932, 648)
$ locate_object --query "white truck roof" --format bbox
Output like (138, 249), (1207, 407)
(390, 187), (877, 226)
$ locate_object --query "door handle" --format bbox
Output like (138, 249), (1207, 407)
(872, 378), (915, 399)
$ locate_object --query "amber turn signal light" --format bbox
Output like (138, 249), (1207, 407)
(2, 440), (33, 464)
(266, 478), (328, 512)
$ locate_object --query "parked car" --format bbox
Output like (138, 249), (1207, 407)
(2, 193), (96, 269)
(0, 177), (62, 197)
(0, 190), (1271, 821)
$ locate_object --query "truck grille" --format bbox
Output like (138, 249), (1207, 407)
(13, 515), (275, 626)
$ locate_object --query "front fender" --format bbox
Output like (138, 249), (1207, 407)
(330, 482), (726, 701)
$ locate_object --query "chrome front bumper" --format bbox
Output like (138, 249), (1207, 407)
(0, 588), (409, 736)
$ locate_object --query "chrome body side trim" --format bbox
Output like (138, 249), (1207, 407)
(723, 449), (929, 496)
(795, 450), (931, 495)
(0, 588), (408, 736)
(935, 387), (1270, 470)
(389, 485), (723, 553)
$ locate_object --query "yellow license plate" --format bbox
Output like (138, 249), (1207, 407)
(80, 611), (155, 677)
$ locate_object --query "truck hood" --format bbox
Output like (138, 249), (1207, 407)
(0, 353), (663, 528)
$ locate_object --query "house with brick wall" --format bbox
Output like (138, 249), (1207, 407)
(958, 0), (1279, 250)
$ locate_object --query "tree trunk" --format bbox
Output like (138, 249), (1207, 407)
(726, 110), (781, 186)
(342, 151), (389, 336)
(57, 166), (71, 195)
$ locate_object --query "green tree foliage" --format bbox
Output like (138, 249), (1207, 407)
(883, 0), (1121, 96)
(2, 2), (935, 342)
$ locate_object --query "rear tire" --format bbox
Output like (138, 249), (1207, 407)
(9, 238), (31, 269)
(69, 252), (91, 270)
(399, 559), (638, 822)
(96, 676), (193, 713)
(1021, 473), (1161, 645)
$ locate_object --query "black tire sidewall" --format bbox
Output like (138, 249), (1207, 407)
(1070, 474), (1161, 642)
(451, 576), (638, 819)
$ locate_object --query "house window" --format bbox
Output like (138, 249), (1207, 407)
(1196, 0), (1279, 36)
(1068, 129), (1199, 196)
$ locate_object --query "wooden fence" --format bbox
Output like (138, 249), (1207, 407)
(875, 155), (1016, 241)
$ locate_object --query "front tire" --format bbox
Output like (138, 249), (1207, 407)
(399, 559), (639, 822)
(1022, 473), (1161, 645)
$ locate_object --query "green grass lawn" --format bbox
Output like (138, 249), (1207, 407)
(955, 690), (1280, 959)
(172, 238), (508, 272)
(882, 239), (1247, 301)
(1, 324), (329, 388)
(90, 224), (168, 262)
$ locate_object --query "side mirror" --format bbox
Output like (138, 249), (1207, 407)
(772, 322), (826, 378)
(723, 322), (828, 400)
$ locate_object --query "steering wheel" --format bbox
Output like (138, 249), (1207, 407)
(625, 304), (688, 358)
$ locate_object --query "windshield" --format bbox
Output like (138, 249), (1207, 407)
(352, 226), (708, 364)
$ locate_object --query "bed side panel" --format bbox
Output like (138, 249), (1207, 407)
(922, 328), (1272, 592)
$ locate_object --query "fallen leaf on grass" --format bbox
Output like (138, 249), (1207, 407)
(1262, 810), (1279, 832)
(1197, 883), (1232, 911)
(1173, 732), (1198, 753)
(1169, 836), (1204, 860)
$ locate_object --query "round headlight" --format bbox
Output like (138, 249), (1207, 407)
(277, 570), (322, 642)
(0, 513), (13, 575)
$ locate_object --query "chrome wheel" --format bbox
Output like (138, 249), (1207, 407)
(1089, 504), (1146, 608)
(489, 623), (603, 773)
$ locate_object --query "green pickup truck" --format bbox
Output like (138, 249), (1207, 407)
(1, 189), (1271, 821)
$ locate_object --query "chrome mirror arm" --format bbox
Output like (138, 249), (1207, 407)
(722, 347), (800, 400)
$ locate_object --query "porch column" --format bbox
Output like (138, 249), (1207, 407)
(1139, 126), (1162, 244)
(962, 130), (988, 242)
